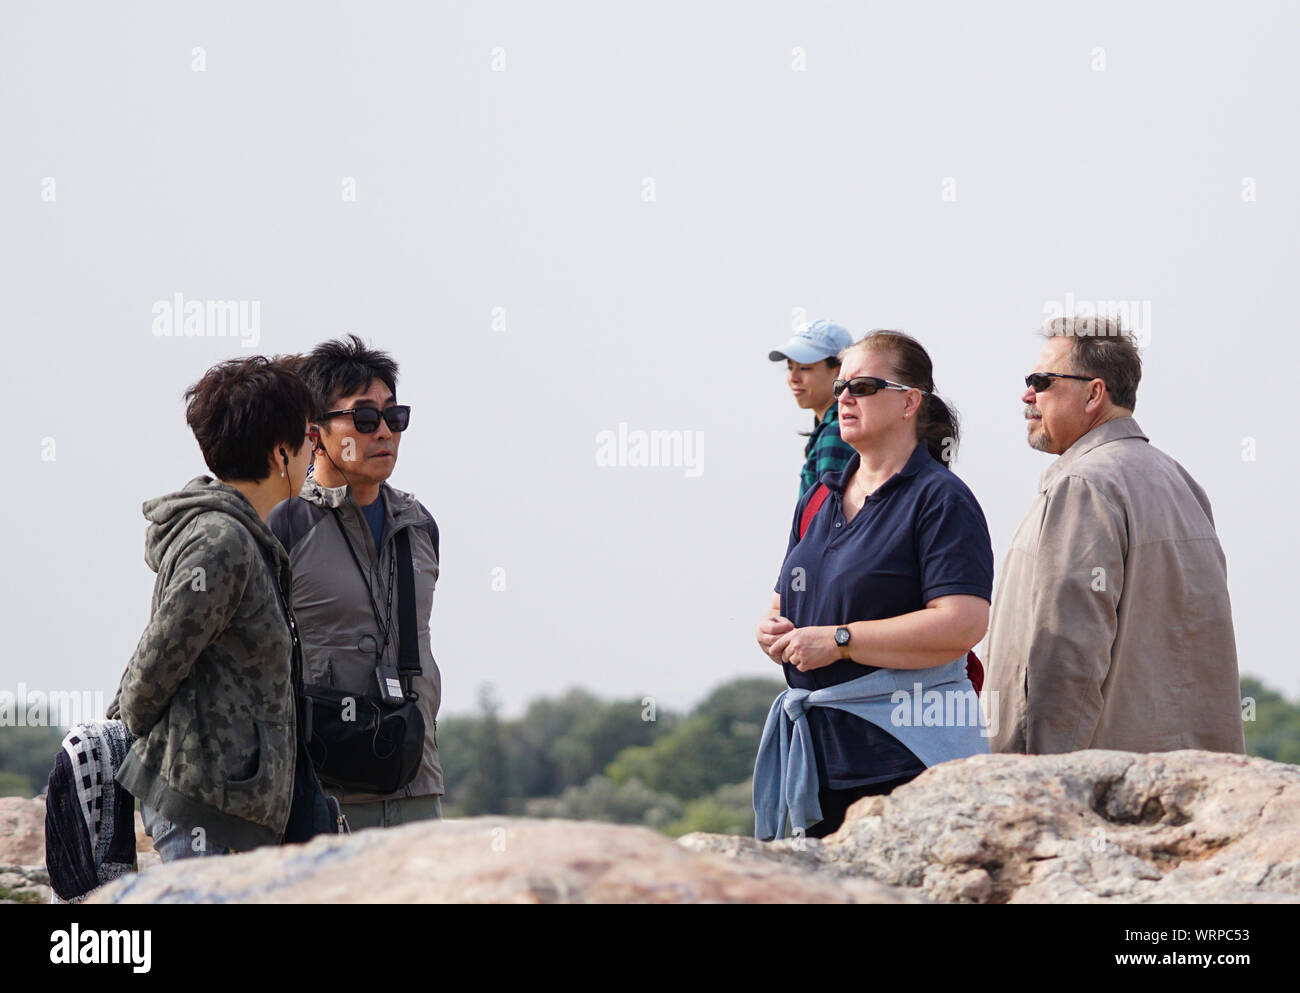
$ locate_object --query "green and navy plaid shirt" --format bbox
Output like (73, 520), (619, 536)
(799, 406), (857, 498)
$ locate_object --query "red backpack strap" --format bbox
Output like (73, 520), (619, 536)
(798, 483), (831, 540)
(966, 650), (984, 696)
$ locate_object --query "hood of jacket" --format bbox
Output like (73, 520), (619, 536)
(142, 475), (287, 575)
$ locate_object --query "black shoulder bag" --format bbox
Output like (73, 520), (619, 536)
(256, 543), (348, 842)
(302, 520), (425, 796)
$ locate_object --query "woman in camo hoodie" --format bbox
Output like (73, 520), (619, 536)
(107, 357), (316, 860)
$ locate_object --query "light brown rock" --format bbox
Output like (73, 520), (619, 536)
(679, 749), (1300, 903)
(89, 817), (919, 904)
(0, 796), (47, 865)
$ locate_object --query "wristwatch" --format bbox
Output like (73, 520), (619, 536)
(834, 626), (852, 659)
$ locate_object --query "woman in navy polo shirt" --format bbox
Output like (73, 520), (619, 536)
(753, 331), (994, 840)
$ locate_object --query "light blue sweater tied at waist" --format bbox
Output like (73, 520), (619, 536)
(752, 658), (988, 840)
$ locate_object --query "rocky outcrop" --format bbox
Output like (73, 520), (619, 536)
(89, 817), (916, 903)
(11, 749), (1300, 904)
(680, 749), (1300, 903)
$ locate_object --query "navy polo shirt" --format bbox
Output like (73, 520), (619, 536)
(773, 442), (994, 789)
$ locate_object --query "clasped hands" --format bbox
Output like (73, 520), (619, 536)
(755, 616), (840, 672)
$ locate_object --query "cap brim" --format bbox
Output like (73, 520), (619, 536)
(769, 341), (830, 363)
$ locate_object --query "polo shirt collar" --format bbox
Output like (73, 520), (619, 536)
(1039, 415), (1148, 492)
(824, 440), (929, 498)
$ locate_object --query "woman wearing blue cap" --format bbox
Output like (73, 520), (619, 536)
(753, 330), (994, 840)
(768, 320), (860, 498)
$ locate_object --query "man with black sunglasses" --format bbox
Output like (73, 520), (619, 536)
(268, 335), (445, 830)
(984, 317), (1244, 757)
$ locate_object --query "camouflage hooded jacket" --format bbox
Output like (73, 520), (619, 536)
(107, 476), (297, 852)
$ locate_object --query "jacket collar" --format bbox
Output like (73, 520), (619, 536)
(297, 473), (429, 528)
(1039, 415), (1148, 492)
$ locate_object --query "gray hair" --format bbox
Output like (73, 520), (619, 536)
(1041, 316), (1142, 411)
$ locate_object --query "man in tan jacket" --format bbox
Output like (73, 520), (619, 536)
(985, 316), (1245, 755)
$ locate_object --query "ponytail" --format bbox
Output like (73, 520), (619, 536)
(919, 391), (959, 469)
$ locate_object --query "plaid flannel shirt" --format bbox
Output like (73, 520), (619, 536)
(799, 406), (856, 498)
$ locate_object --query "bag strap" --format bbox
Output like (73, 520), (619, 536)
(395, 528), (421, 684)
(255, 543), (313, 742)
(798, 483), (831, 540)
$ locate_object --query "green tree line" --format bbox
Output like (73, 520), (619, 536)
(3, 675), (1297, 838)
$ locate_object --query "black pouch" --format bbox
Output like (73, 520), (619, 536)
(304, 687), (424, 795)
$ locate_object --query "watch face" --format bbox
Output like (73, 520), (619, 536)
(835, 627), (850, 647)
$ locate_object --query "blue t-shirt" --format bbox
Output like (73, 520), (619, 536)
(773, 442), (994, 788)
(359, 493), (386, 556)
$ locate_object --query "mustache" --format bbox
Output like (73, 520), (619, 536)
(1024, 407), (1041, 419)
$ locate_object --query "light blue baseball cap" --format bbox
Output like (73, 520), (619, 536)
(768, 319), (853, 363)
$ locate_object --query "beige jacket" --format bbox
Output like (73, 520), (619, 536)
(985, 416), (1245, 755)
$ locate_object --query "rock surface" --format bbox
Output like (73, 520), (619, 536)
(11, 749), (1300, 903)
(89, 817), (917, 903)
(0, 796), (48, 866)
(680, 749), (1300, 903)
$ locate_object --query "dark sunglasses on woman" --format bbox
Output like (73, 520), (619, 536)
(832, 376), (924, 398)
(320, 404), (411, 433)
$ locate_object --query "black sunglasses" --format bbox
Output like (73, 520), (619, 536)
(320, 404), (411, 433)
(833, 376), (923, 398)
(1024, 372), (1093, 392)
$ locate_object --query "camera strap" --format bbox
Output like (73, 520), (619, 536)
(332, 508), (397, 660)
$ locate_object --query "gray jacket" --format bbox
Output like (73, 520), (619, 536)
(985, 417), (1245, 755)
(268, 475), (443, 802)
(108, 476), (297, 852)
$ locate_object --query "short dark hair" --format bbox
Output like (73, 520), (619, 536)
(1044, 316), (1142, 411)
(296, 334), (400, 421)
(183, 356), (315, 482)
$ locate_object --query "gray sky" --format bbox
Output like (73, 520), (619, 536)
(2, 0), (1296, 722)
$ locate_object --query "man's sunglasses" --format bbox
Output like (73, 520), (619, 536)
(1024, 372), (1094, 392)
(833, 376), (923, 398)
(320, 405), (411, 433)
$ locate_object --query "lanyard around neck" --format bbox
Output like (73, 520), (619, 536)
(331, 509), (397, 661)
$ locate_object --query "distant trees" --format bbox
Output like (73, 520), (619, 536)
(0, 725), (67, 796)
(1241, 677), (1300, 764)
(606, 677), (776, 800)
(431, 673), (1300, 837)
(437, 675), (785, 835)
(438, 684), (677, 816)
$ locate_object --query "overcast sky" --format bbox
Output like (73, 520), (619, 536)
(2, 0), (1296, 722)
